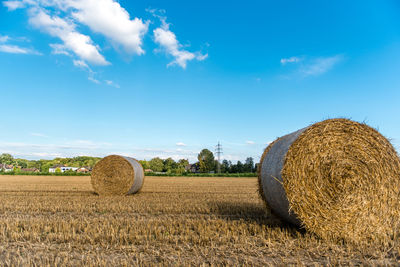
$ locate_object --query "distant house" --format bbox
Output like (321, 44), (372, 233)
(0, 164), (14, 172)
(187, 163), (200, 173)
(21, 168), (40, 173)
(49, 165), (78, 173)
(144, 169), (153, 173)
(76, 167), (91, 173)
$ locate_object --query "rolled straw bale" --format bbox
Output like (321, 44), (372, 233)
(258, 118), (400, 243)
(91, 155), (144, 195)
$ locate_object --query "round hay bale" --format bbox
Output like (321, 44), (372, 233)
(259, 118), (400, 244)
(91, 155), (144, 195)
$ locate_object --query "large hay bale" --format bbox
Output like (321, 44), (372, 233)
(91, 155), (144, 195)
(259, 118), (400, 244)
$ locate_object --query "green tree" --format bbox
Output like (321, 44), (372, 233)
(15, 159), (28, 168)
(149, 157), (164, 172)
(236, 161), (244, 173)
(0, 153), (14, 165)
(178, 159), (189, 169)
(221, 160), (230, 173)
(27, 160), (41, 169)
(41, 162), (53, 173)
(163, 158), (177, 172)
(198, 149), (215, 173)
(244, 157), (254, 172)
(139, 160), (149, 169)
(86, 159), (96, 168)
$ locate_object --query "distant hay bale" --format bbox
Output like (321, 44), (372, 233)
(258, 118), (400, 244)
(91, 155), (144, 195)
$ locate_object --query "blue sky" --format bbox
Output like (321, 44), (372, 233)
(0, 0), (399, 162)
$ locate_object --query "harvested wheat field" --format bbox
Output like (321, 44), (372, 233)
(0, 175), (399, 266)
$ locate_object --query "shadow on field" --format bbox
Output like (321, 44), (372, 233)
(207, 201), (304, 234)
(208, 201), (282, 226)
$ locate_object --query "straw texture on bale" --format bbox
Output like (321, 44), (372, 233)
(259, 118), (400, 244)
(91, 155), (144, 195)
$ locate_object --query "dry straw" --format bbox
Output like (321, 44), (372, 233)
(259, 118), (400, 244)
(91, 155), (144, 195)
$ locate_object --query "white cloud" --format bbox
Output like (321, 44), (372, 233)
(28, 8), (109, 65)
(5, 0), (148, 61)
(72, 58), (106, 85)
(4, 1), (207, 69)
(152, 11), (207, 69)
(281, 55), (344, 77)
(0, 44), (29, 54)
(0, 44), (40, 55)
(245, 140), (255, 145)
(30, 132), (48, 138)
(49, 43), (70, 55)
(3, 0), (26, 11)
(0, 34), (40, 54)
(131, 147), (198, 161)
(105, 80), (120, 88)
(176, 142), (186, 147)
(88, 75), (100, 84)
(0, 140), (112, 159)
(0, 35), (10, 43)
(69, 0), (148, 55)
(280, 56), (301, 65)
(300, 55), (343, 76)
(73, 59), (88, 68)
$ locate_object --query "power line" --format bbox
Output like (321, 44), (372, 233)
(215, 142), (223, 173)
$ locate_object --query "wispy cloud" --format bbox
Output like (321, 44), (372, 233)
(88, 76), (100, 84)
(281, 54), (344, 77)
(300, 55), (344, 76)
(50, 43), (70, 56)
(73, 59), (117, 86)
(105, 80), (120, 88)
(245, 140), (255, 145)
(2, 0), (25, 11)
(0, 140), (113, 159)
(73, 59), (89, 69)
(30, 132), (48, 138)
(132, 147), (198, 161)
(72, 59), (103, 84)
(280, 56), (302, 65)
(176, 142), (187, 147)
(0, 34), (10, 43)
(0, 44), (41, 55)
(150, 9), (207, 69)
(0, 34), (41, 55)
(0, 44), (29, 54)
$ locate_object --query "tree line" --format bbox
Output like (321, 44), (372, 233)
(140, 149), (257, 174)
(0, 153), (101, 172)
(0, 149), (258, 174)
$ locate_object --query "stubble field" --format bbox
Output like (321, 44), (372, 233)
(0, 175), (398, 266)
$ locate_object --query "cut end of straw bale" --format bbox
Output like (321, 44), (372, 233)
(91, 155), (144, 196)
(259, 118), (400, 244)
